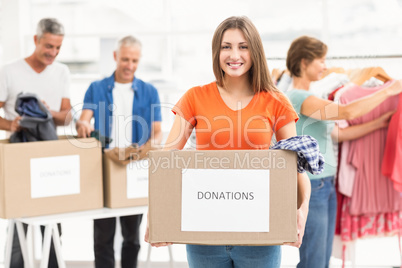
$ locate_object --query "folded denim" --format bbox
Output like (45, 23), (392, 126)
(10, 92), (58, 142)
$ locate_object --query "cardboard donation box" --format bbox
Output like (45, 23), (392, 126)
(148, 150), (298, 246)
(0, 137), (103, 219)
(103, 151), (150, 208)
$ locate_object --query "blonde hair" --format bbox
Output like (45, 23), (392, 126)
(212, 16), (278, 93)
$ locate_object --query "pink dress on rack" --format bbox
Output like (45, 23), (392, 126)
(337, 119), (355, 197)
(340, 82), (401, 216)
(337, 82), (402, 242)
(382, 92), (402, 192)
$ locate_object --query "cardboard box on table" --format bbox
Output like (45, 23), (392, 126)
(0, 137), (103, 219)
(102, 149), (151, 208)
(148, 149), (298, 246)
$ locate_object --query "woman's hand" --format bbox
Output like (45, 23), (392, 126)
(374, 110), (396, 129)
(144, 213), (173, 247)
(385, 79), (402, 97)
(284, 205), (308, 248)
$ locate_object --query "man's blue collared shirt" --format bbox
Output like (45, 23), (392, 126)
(82, 73), (161, 147)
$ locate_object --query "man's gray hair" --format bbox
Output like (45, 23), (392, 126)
(116, 35), (142, 53)
(36, 18), (65, 38)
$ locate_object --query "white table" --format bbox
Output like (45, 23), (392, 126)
(4, 206), (174, 268)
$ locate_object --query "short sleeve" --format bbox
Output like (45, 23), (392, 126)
(61, 64), (71, 99)
(150, 85), (162, 122)
(82, 83), (95, 111)
(172, 87), (197, 126)
(272, 91), (299, 132)
(286, 89), (314, 114)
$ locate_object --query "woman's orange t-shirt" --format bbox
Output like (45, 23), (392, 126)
(173, 81), (298, 150)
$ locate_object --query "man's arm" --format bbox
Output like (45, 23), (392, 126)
(141, 121), (163, 149)
(0, 102), (20, 132)
(76, 109), (94, 138)
(150, 121), (162, 145)
(49, 98), (72, 126)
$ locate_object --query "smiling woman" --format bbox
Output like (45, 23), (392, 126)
(219, 29), (252, 80)
(144, 15), (312, 268)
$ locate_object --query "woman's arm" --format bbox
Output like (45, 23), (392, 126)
(163, 114), (194, 150)
(275, 122), (311, 248)
(331, 110), (395, 143)
(300, 80), (402, 121)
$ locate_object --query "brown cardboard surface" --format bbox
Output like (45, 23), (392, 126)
(0, 137), (103, 219)
(102, 154), (147, 208)
(148, 149), (298, 245)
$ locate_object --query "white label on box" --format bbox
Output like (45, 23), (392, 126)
(127, 160), (149, 199)
(181, 168), (270, 232)
(30, 155), (80, 198)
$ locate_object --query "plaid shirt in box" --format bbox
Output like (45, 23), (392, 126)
(271, 135), (324, 175)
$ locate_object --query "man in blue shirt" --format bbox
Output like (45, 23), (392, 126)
(76, 35), (162, 268)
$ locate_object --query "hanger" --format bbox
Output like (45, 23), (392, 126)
(347, 66), (393, 85)
(271, 68), (284, 84)
(370, 66), (393, 82)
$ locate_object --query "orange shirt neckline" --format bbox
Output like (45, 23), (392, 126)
(212, 82), (257, 113)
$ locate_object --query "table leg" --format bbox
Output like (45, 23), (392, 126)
(40, 225), (52, 268)
(16, 221), (30, 267)
(146, 243), (152, 268)
(26, 224), (35, 268)
(4, 220), (15, 268)
(145, 243), (175, 268)
(168, 245), (174, 268)
(51, 223), (66, 268)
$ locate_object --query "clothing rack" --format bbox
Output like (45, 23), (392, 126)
(268, 55), (402, 79)
(267, 54), (402, 60)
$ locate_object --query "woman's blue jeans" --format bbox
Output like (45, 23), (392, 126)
(186, 244), (281, 268)
(297, 176), (337, 268)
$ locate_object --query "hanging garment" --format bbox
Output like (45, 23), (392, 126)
(382, 92), (402, 192)
(328, 85), (344, 101)
(339, 196), (402, 242)
(276, 72), (292, 92)
(309, 72), (350, 100)
(338, 82), (402, 216)
(270, 135), (325, 175)
(10, 92), (58, 142)
(337, 119), (356, 197)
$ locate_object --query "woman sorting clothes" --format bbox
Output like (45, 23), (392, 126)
(285, 35), (402, 268)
